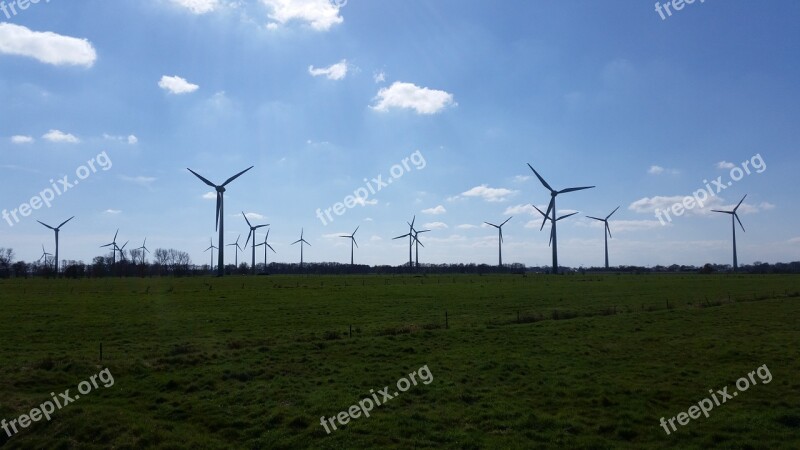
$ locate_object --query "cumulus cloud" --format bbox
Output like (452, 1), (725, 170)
(648, 165), (679, 175)
(422, 205), (447, 215)
(202, 192), (217, 200)
(0, 23), (96, 67)
(171, 0), (219, 14)
(128, 135), (138, 145)
(243, 212), (266, 221)
(104, 133), (139, 145)
(716, 161), (736, 169)
(503, 204), (536, 215)
(373, 71), (386, 83)
(371, 82), (455, 115)
(308, 59), (348, 80)
(42, 130), (79, 143)
(158, 75), (199, 94)
(10, 135), (33, 144)
(262, 0), (344, 31)
(455, 185), (517, 203)
(424, 222), (448, 230)
(104, 209), (122, 215)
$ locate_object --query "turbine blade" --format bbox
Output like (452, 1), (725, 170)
(549, 227), (554, 247)
(221, 166), (254, 187)
(411, 215), (416, 228)
(244, 231), (251, 249)
(292, 239), (301, 245)
(267, 244), (276, 253)
(735, 213), (745, 232)
(586, 216), (604, 221)
(606, 206), (620, 220)
(58, 216), (75, 229)
(501, 216), (512, 226)
(393, 234), (410, 240)
(734, 194), (747, 212)
(353, 226), (359, 235)
(711, 210), (732, 214)
(606, 222), (612, 239)
(187, 168), (217, 188)
(255, 224), (269, 229)
(215, 193), (221, 231)
(37, 220), (55, 230)
(485, 222), (499, 228)
(526, 163), (553, 192)
(242, 211), (252, 228)
(542, 198), (555, 230)
(353, 238), (359, 248)
(558, 186), (595, 194)
(557, 212), (579, 221)
(114, 229), (119, 241)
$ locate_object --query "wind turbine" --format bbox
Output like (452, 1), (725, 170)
(532, 204), (579, 249)
(291, 229), (310, 268)
(227, 234), (243, 268)
(101, 229), (120, 269)
(187, 166), (254, 276)
(412, 228), (430, 268)
(242, 212), (269, 275)
(528, 164), (595, 274)
(392, 216), (416, 267)
(340, 226), (359, 266)
(484, 217), (512, 267)
(118, 241), (129, 262)
(38, 245), (53, 270)
(586, 206), (620, 269)
(36, 216), (73, 275)
(712, 195), (747, 271)
(256, 230), (276, 271)
(204, 238), (218, 272)
(136, 238), (150, 265)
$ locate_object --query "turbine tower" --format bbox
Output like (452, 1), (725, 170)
(528, 164), (594, 274)
(187, 166), (254, 276)
(291, 228), (310, 268)
(36, 216), (74, 275)
(412, 228), (430, 268)
(256, 230), (276, 271)
(484, 217), (512, 267)
(586, 206), (620, 269)
(136, 238), (150, 265)
(712, 195), (747, 271)
(204, 238), (218, 273)
(243, 212), (269, 275)
(392, 216), (416, 267)
(227, 234), (243, 268)
(38, 245), (53, 270)
(340, 226), (359, 266)
(101, 229), (120, 269)
(532, 204), (578, 250)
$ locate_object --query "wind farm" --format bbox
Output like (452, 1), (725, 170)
(0, 2), (797, 449)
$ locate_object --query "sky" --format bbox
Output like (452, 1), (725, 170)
(1, 0), (799, 268)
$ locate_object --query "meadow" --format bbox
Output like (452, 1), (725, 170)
(0, 274), (798, 449)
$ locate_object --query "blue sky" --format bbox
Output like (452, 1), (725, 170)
(1, 0), (798, 268)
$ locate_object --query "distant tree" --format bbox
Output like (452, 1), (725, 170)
(0, 247), (14, 278)
(699, 263), (715, 274)
(12, 261), (28, 278)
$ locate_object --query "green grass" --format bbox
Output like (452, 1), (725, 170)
(0, 274), (798, 449)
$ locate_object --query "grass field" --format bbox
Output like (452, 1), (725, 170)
(0, 274), (798, 449)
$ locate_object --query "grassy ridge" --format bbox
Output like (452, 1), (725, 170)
(0, 274), (798, 448)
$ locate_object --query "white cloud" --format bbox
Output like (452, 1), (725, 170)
(629, 195), (725, 217)
(308, 59), (348, 80)
(371, 81), (455, 115)
(42, 129), (79, 143)
(261, 0), (344, 31)
(457, 224), (478, 229)
(355, 197), (378, 206)
(424, 222), (448, 230)
(759, 202), (776, 211)
(104, 133), (139, 145)
(104, 209), (122, 215)
(648, 165), (664, 175)
(422, 205), (447, 215)
(243, 212), (266, 221)
(0, 23), (96, 67)
(457, 185), (517, 203)
(120, 175), (156, 188)
(171, 0), (219, 14)
(789, 237), (800, 244)
(158, 75), (199, 94)
(10, 135), (33, 144)
(513, 175), (531, 183)
(585, 219), (667, 232)
(202, 192), (217, 200)
(716, 161), (736, 169)
(503, 204), (535, 215)
(373, 71), (386, 83)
